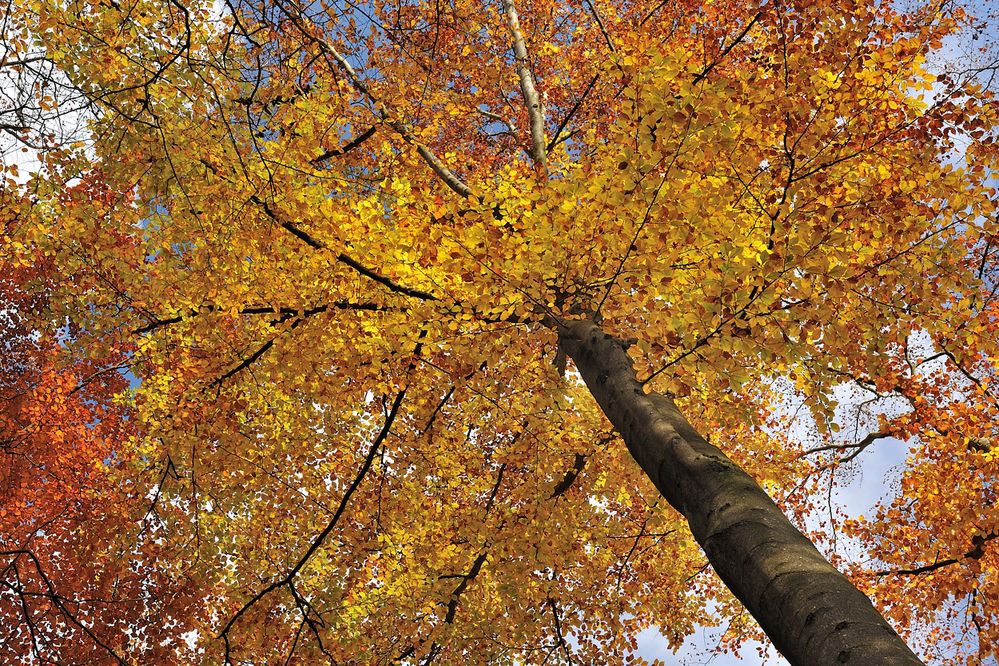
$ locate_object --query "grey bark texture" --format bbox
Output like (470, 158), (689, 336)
(558, 319), (924, 666)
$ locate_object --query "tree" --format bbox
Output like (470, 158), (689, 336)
(0, 178), (210, 663)
(2, 0), (998, 663)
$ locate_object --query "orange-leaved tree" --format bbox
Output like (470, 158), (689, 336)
(3, 0), (999, 663)
(0, 175), (207, 663)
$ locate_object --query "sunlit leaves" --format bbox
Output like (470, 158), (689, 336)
(4, 0), (999, 662)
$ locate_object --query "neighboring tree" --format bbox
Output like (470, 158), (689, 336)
(0, 178), (209, 663)
(2, 0), (998, 663)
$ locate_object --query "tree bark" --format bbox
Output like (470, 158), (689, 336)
(558, 319), (923, 666)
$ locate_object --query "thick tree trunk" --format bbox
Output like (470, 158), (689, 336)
(558, 319), (923, 666)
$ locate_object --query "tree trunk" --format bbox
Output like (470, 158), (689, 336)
(558, 319), (923, 666)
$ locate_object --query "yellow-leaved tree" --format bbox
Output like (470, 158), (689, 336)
(2, 0), (998, 663)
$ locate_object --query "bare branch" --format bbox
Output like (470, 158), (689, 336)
(797, 431), (892, 463)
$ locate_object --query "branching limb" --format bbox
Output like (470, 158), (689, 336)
(310, 124), (377, 164)
(614, 503), (658, 590)
(483, 463), (506, 516)
(208, 305), (330, 388)
(0, 549), (126, 665)
(876, 530), (999, 577)
(250, 194), (440, 301)
(217, 388), (408, 663)
(272, 0), (475, 198)
(477, 108), (518, 136)
(549, 453), (586, 498)
(797, 431), (892, 463)
(442, 551), (488, 624)
(693, 11), (762, 84)
(547, 597), (574, 664)
(582, 0), (615, 54)
(135, 301), (387, 335)
(547, 73), (598, 154)
(501, 0), (547, 171)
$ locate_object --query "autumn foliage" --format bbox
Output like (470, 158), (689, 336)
(1, 0), (998, 663)
(0, 181), (207, 662)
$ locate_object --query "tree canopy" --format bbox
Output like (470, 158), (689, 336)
(1, 0), (998, 663)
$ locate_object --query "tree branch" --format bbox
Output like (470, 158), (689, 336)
(273, 2), (475, 198)
(134, 301), (386, 335)
(501, 0), (547, 171)
(693, 12), (762, 85)
(218, 388), (408, 663)
(547, 74), (598, 154)
(549, 453), (586, 498)
(442, 551), (488, 624)
(582, 0), (615, 53)
(547, 597), (574, 664)
(310, 124), (377, 164)
(250, 194), (440, 301)
(876, 531), (999, 577)
(797, 431), (892, 463)
(0, 550), (126, 665)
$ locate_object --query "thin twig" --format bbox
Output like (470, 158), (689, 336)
(796, 431), (892, 462)
(547, 74), (598, 154)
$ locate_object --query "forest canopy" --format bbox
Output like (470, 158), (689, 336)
(1, 0), (998, 663)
